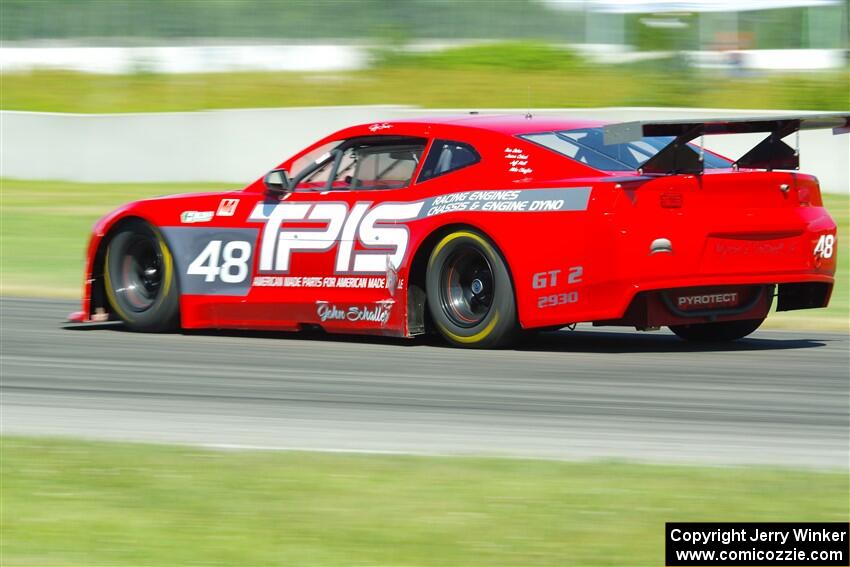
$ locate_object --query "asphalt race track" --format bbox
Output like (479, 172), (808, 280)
(2, 297), (848, 469)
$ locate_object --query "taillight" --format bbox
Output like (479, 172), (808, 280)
(797, 179), (823, 207)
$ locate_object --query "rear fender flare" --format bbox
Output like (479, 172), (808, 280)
(406, 221), (516, 335)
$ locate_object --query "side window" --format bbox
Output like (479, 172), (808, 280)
(349, 144), (423, 190)
(295, 158), (335, 190)
(291, 137), (425, 191)
(294, 148), (359, 191)
(417, 140), (480, 182)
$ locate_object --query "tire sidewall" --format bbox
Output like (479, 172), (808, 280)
(426, 230), (517, 348)
(104, 220), (179, 332)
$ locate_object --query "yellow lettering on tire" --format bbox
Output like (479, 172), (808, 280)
(429, 230), (503, 344)
(437, 313), (500, 345)
(158, 232), (174, 296)
(429, 231), (495, 270)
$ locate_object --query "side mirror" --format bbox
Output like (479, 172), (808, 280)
(263, 168), (292, 194)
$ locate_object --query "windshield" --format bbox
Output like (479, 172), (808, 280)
(520, 127), (732, 172)
(290, 141), (340, 178)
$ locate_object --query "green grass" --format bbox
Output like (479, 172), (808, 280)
(1, 66), (847, 114)
(0, 1), (587, 42)
(2, 43), (847, 113)
(1, 436), (847, 567)
(372, 41), (587, 72)
(0, 179), (232, 297)
(0, 179), (846, 329)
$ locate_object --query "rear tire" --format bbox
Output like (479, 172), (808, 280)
(104, 220), (179, 332)
(669, 318), (764, 342)
(426, 230), (517, 348)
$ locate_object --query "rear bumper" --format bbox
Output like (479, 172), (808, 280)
(521, 270), (833, 330)
(593, 279), (832, 329)
(595, 283), (774, 328)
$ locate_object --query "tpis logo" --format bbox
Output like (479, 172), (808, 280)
(248, 201), (423, 274)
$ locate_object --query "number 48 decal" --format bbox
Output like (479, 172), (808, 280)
(814, 234), (835, 259)
(188, 240), (252, 283)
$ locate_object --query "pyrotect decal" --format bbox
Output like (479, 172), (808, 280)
(676, 293), (740, 310)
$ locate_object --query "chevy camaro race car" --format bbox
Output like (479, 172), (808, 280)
(70, 113), (847, 347)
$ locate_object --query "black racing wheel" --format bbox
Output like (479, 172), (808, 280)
(104, 220), (179, 332)
(426, 230), (517, 348)
(669, 318), (764, 342)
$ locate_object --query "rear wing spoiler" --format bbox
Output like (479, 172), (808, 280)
(602, 113), (850, 175)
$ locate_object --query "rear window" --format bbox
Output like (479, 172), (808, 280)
(520, 127), (732, 172)
(417, 140), (480, 182)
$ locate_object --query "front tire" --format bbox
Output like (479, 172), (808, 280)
(426, 230), (517, 348)
(104, 220), (179, 332)
(669, 318), (764, 342)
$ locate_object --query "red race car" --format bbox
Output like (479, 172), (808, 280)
(71, 113), (847, 347)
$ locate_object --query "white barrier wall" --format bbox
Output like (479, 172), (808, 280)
(0, 106), (410, 185)
(1, 106), (847, 192)
(2, 44), (845, 74)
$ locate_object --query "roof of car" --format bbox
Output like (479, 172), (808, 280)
(389, 114), (609, 135)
